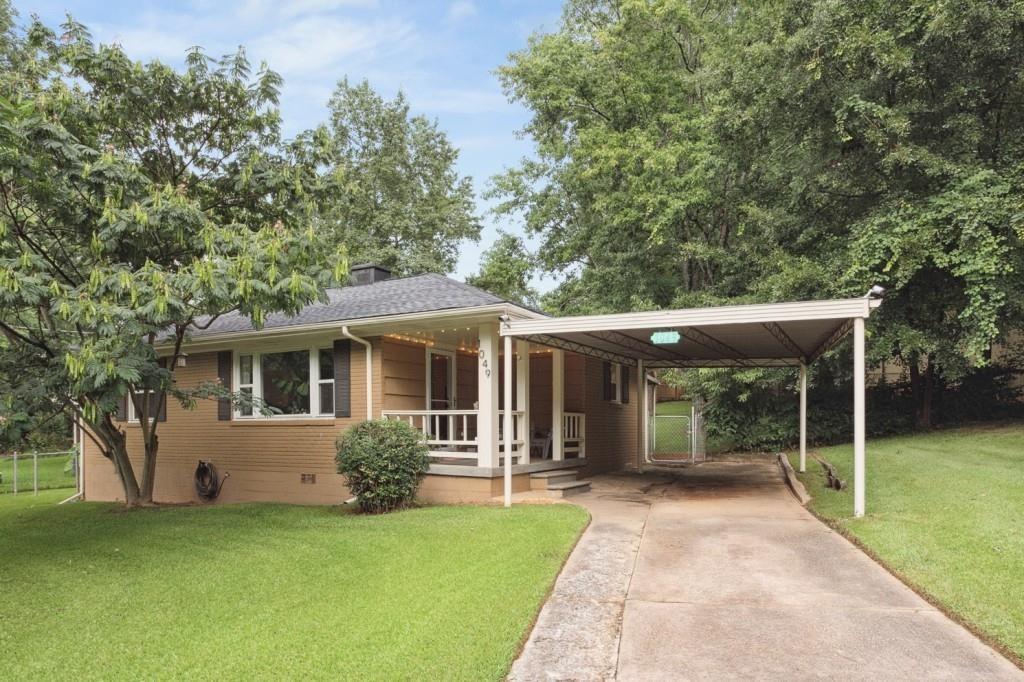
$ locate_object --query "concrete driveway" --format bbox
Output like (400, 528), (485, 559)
(509, 461), (1022, 681)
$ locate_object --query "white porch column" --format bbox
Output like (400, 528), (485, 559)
(853, 317), (866, 518)
(516, 339), (530, 465)
(799, 363), (807, 473)
(503, 335), (514, 507)
(551, 349), (565, 461)
(477, 322), (500, 468)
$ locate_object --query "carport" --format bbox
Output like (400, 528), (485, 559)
(498, 291), (884, 516)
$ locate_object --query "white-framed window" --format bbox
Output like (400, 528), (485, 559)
(317, 347), (335, 416)
(603, 361), (630, 404)
(233, 346), (334, 419)
(128, 390), (158, 422)
(238, 354), (254, 416)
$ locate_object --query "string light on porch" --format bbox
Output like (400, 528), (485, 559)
(384, 333), (436, 347)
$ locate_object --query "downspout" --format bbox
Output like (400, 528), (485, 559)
(341, 326), (373, 420)
(59, 415), (84, 505)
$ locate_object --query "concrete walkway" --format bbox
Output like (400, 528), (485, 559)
(509, 461), (1022, 681)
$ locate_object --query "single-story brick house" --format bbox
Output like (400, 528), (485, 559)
(83, 264), (642, 504)
(83, 264), (882, 513)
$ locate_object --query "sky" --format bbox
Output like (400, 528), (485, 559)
(16, 0), (563, 289)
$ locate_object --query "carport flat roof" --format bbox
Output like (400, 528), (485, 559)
(500, 296), (882, 368)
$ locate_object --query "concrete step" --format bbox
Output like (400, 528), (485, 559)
(530, 469), (580, 490)
(544, 480), (591, 498)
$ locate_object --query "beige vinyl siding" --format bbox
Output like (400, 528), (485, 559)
(381, 339), (426, 410)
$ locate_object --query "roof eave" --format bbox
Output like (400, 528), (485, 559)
(158, 302), (544, 352)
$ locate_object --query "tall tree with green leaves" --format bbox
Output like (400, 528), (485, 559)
(297, 79), (480, 276)
(465, 232), (538, 306)
(492, 0), (750, 314)
(0, 13), (346, 505)
(499, 0), (1024, 427)
(708, 0), (1024, 424)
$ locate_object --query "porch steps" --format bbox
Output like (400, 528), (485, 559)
(530, 469), (591, 498)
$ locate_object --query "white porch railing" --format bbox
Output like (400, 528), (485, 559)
(382, 408), (578, 466)
(563, 412), (586, 458)
(498, 410), (526, 452)
(382, 410), (479, 460)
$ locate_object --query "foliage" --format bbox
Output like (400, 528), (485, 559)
(0, 489), (587, 679)
(0, 11), (345, 505)
(795, 425), (1024, 660)
(672, 361), (1022, 452)
(335, 419), (430, 513)
(497, 0), (1024, 427)
(296, 79), (481, 277)
(492, 0), (739, 315)
(465, 231), (538, 306)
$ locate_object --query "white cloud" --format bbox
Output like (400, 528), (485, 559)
(250, 16), (412, 74)
(445, 1), (477, 23)
(237, 0), (381, 21)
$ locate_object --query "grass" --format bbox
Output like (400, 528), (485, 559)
(0, 492), (588, 680)
(0, 452), (77, 494)
(791, 424), (1024, 662)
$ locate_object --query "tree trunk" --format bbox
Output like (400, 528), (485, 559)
(908, 354), (935, 429)
(918, 355), (936, 429)
(140, 430), (158, 505)
(99, 421), (142, 506)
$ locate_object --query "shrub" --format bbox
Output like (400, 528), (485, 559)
(335, 419), (430, 513)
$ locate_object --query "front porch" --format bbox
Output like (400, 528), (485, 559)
(380, 408), (586, 467)
(368, 321), (589, 472)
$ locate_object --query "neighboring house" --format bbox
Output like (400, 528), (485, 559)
(83, 265), (641, 504)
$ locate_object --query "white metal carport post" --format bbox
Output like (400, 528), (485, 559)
(799, 363), (807, 473)
(503, 334), (514, 507)
(853, 316), (866, 518)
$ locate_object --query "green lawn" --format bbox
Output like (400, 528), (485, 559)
(0, 491), (588, 680)
(792, 424), (1024, 661)
(0, 452), (77, 494)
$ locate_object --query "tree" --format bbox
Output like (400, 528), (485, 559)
(492, 0), (749, 315)
(709, 0), (1024, 425)
(498, 0), (1024, 427)
(465, 232), (538, 306)
(297, 79), (480, 276)
(0, 13), (346, 505)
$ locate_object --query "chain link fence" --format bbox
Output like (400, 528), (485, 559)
(0, 450), (79, 495)
(647, 398), (708, 464)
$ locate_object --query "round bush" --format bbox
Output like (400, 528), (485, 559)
(335, 419), (430, 513)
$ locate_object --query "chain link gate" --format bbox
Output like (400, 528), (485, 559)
(647, 397), (707, 465)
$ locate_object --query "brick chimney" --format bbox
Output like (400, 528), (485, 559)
(349, 263), (392, 286)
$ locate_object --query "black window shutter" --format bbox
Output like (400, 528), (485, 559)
(217, 351), (232, 421)
(157, 358), (168, 421)
(622, 366), (630, 404)
(334, 339), (351, 418)
(116, 394), (128, 421)
(602, 362), (612, 401)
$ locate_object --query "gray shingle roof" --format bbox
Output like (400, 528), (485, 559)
(189, 273), (510, 338)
